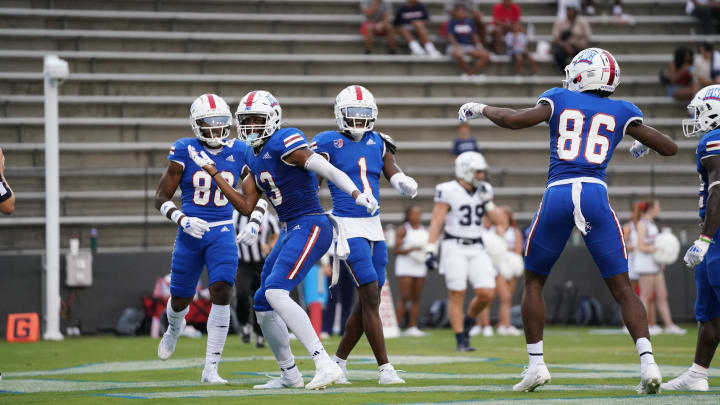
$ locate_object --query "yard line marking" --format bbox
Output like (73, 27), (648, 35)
(398, 393), (720, 405)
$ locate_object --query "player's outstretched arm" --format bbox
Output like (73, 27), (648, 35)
(0, 147), (15, 215)
(685, 155), (720, 266)
(626, 122), (677, 156)
(285, 146), (379, 214)
(382, 152), (418, 198)
(155, 160), (210, 239)
(459, 102), (551, 130)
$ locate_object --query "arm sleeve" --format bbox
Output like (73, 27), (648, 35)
(304, 152), (359, 196)
(167, 140), (188, 168)
(0, 176), (12, 203)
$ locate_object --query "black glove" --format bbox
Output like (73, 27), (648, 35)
(425, 251), (439, 271)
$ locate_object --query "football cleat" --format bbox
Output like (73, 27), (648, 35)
(305, 362), (343, 390)
(335, 360), (351, 385)
(378, 364), (405, 385)
(661, 370), (709, 392)
(201, 366), (228, 384)
(253, 373), (304, 389)
(636, 363), (662, 394)
(157, 318), (185, 360)
(403, 326), (427, 337)
(513, 364), (551, 392)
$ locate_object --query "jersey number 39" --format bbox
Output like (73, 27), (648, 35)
(557, 110), (615, 165)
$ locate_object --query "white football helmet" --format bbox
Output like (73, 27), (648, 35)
(683, 85), (720, 137)
(189, 93), (232, 147)
(563, 48), (620, 94)
(334, 85), (378, 140)
(455, 151), (488, 188)
(236, 90), (282, 148)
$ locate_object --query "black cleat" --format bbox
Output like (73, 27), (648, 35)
(256, 335), (266, 348)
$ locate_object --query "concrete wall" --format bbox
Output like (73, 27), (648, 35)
(0, 246), (698, 336)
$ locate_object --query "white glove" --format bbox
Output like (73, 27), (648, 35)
(187, 145), (216, 169)
(683, 236), (712, 268)
(458, 102), (487, 122)
(237, 221), (260, 245)
(180, 216), (210, 239)
(629, 140), (650, 159)
(390, 173), (418, 198)
(355, 191), (379, 215)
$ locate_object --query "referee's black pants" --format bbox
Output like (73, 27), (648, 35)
(236, 260), (264, 336)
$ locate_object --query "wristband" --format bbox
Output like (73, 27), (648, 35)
(170, 209), (184, 225)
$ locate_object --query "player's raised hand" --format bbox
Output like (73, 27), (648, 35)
(683, 235), (711, 267)
(237, 221), (260, 245)
(180, 216), (210, 239)
(355, 191), (379, 215)
(458, 102), (488, 122)
(629, 140), (650, 159)
(187, 145), (216, 170)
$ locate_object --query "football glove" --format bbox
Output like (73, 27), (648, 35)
(355, 191), (379, 215)
(683, 235), (712, 268)
(458, 102), (487, 122)
(390, 173), (418, 198)
(424, 243), (439, 271)
(180, 216), (210, 239)
(629, 140), (650, 159)
(187, 145), (216, 170)
(237, 222), (260, 245)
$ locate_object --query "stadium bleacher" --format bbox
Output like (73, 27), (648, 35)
(0, 0), (703, 251)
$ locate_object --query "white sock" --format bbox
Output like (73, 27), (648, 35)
(205, 303), (230, 370)
(379, 363), (393, 371)
(265, 289), (332, 367)
(278, 357), (301, 381)
(635, 337), (655, 368)
(689, 363), (709, 378)
(333, 355), (347, 366)
(256, 310), (296, 371)
(527, 341), (544, 366)
(166, 298), (189, 337)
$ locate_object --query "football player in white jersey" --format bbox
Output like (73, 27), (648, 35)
(425, 151), (505, 351)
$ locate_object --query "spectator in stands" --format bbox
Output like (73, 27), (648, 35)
(394, 205), (429, 337)
(0, 147), (15, 215)
(662, 46), (697, 102)
(447, 3), (490, 78)
(492, 0), (522, 54)
(452, 123), (481, 157)
(634, 200), (687, 336)
(505, 21), (537, 75)
(694, 42), (720, 87)
(361, 0), (398, 54)
(232, 207), (281, 348)
(393, 0), (442, 57)
(550, 0), (592, 72)
(444, 0), (487, 47)
(686, 0), (719, 35)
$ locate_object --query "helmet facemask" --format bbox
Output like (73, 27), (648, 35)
(339, 106), (376, 140)
(237, 113), (270, 148)
(192, 115), (231, 147)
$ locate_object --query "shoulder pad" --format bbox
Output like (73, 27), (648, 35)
(379, 132), (397, 154)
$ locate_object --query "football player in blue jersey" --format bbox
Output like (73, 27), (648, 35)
(154, 93), (261, 384)
(311, 85), (417, 385)
(188, 90), (379, 390)
(459, 48), (678, 394)
(662, 85), (720, 392)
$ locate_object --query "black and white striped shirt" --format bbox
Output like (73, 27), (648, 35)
(232, 208), (281, 263)
(0, 176), (11, 202)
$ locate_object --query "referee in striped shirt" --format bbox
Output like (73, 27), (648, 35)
(232, 206), (280, 347)
(0, 147), (15, 215)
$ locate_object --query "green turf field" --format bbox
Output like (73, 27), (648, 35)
(1, 326), (718, 404)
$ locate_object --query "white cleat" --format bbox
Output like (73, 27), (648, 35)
(661, 370), (709, 392)
(498, 325), (522, 336)
(403, 326), (427, 337)
(482, 326), (494, 337)
(379, 364), (405, 385)
(253, 374), (304, 389)
(157, 319), (185, 360)
(335, 361), (351, 384)
(636, 363), (662, 394)
(512, 364), (551, 392)
(305, 362), (343, 390)
(468, 325), (483, 337)
(663, 324), (687, 335)
(201, 366), (228, 384)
